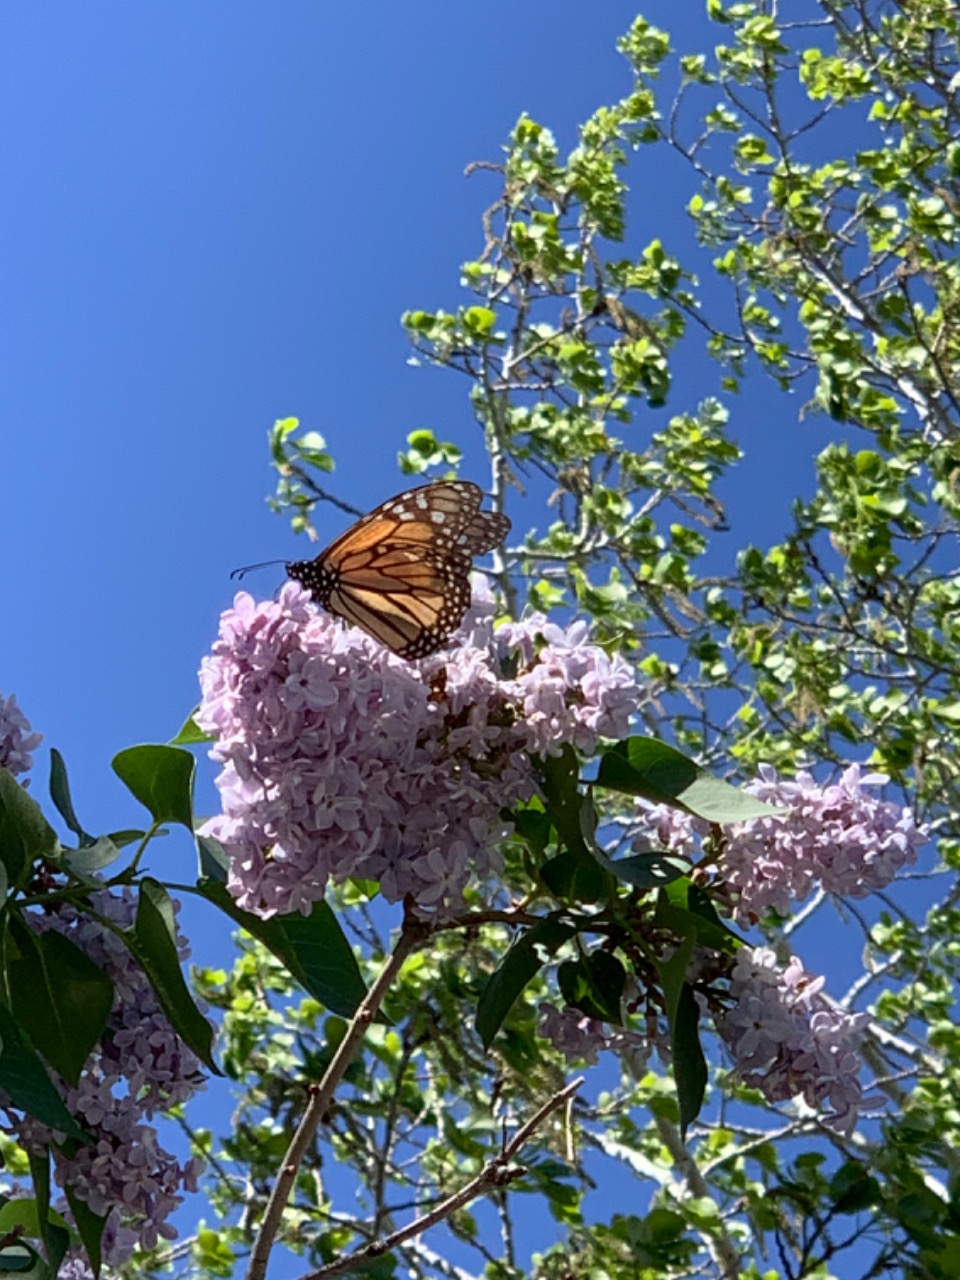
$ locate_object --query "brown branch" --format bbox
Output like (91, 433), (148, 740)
(300, 1076), (585, 1280)
(246, 906), (431, 1280)
(653, 1113), (743, 1280)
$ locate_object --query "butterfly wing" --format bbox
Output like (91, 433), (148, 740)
(286, 481), (510, 659)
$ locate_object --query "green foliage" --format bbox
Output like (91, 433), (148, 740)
(267, 416), (336, 538)
(397, 427), (462, 476)
(112, 744), (195, 831)
(658, 936), (706, 1138)
(129, 877), (219, 1073)
(0, 1004), (86, 1141)
(48, 748), (91, 845)
(595, 735), (779, 821)
(61, 1189), (106, 1278)
(0, 771), (58, 888)
(5, 918), (113, 1086)
(476, 916), (575, 1048)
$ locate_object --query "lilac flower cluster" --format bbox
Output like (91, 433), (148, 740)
(717, 947), (871, 1134)
(7, 889), (205, 1262)
(634, 763), (924, 924)
(537, 1002), (653, 1071)
(54, 1260), (95, 1280)
(198, 584), (640, 918)
(0, 692), (42, 781)
(538, 1002), (612, 1066)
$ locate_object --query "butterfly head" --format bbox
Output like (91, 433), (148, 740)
(286, 558), (336, 606)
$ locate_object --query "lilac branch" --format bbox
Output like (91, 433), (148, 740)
(246, 907), (431, 1280)
(299, 1076), (585, 1280)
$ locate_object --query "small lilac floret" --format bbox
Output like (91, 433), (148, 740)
(0, 692), (42, 781)
(538, 1002), (610, 1066)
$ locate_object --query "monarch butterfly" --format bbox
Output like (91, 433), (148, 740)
(286, 480), (510, 660)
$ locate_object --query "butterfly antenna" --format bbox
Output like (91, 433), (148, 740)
(230, 559), (288, 581)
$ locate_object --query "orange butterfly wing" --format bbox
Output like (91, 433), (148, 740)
(286, 481), (510, 659)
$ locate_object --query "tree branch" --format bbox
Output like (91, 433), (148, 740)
(246, 906), (431, 1280)
(300, 1076), (585, 1280)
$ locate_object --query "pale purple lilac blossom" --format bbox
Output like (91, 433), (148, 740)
(4, 889), (205, 1262)
(537, 1002), (653, 1072)
(717, 946), (870, 1135)
(52, 1260), (94, 1280)
(538, 1002), (610, 1066)
(0, 692), (42, 781)
(198, 583), (640, 918)
(633, 763), (923, 924)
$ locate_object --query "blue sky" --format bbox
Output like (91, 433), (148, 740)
(3, 0), (726, 909)
(1, 4), (889, 1275)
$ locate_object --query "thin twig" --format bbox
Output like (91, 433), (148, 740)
(246, 906), (431, 1280)
(301, 1077), (585, 1280)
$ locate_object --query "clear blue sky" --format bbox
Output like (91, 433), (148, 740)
(1, 4), (877, 1275)
(2, 0), (726, 896)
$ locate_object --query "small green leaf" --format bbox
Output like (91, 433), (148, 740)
(112, 745), (195, 829)
(476, 917), (576, 1048)
(296, 430), (328, 452)
(658, 935), (706, 1135)
(130, 878), (218, 1073)
(557, 951), (626, 1023)
(0, 1195), (44, 1240)
(64, 837), (121, 881)
(536, 751), (611, 902)
(596, 737), (695, 802)
(657, 879), (742, 953)
(0, 1004), (86, 1140)
(0, 771), (59, 886)
(596, 737), (781, 822)
(659, 934), (694, 1040)
(6, 917), (114, 1086)
(592, 848), (689, 889)
(48, 750), (91, 844)
(65, 1186), (106, 1278)
(828, 1162), (881, 1214)
(540, 849), (609, 903)
(195, 1226), (237, 1277)
(539, 747), (589, 856)
(105, 829), (149, 850)
(169, 711), (213, 746)
(462, 305), (497, 334)
(406, 429), (438, 453)
(510, 802), (552, 857)
(271, 907), (368, 1017)
(678, 774), (783, 823)
(599, 737), (696, 803)
(197, 832), (229, 883)
(25, 1152), (69, 1276)
(197, 839), (367, 1017)
(670, 983), (707, 1138)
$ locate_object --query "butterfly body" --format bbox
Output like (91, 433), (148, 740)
(286, 481), (509, 660)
